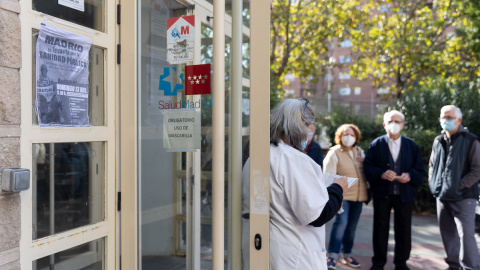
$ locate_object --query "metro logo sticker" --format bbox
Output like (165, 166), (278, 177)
(167, 15), (195, 64)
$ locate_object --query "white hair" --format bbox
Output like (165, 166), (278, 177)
(270, 99), (315, 151)
(441, 105), (462, 119)
(383, 110), (405, 123)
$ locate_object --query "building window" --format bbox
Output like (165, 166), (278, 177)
(379, 4), (391, 12)
(285, 89), (295, 96)
(376, 103), (389, 112)
(339, 72), (351, 80)
(354, 104), (361, 113)
(354, 87), (361, 95)
(339, 56), (352, 63)
(324, 73), (334, 82)
(284, 73), (296, 82)
(339, 39), (352, 48)
(339, 87), (351, 96)
(377, 87), (389, 94)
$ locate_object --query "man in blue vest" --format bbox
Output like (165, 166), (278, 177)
(364, 110), (425, 270)
(429, 105), (480, 270)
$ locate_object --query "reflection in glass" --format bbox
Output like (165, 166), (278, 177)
(32, 142), (105, 239)
(204, 0), (250, 27)
(32, 32), (105, 126)
(32, 0), (105, 32)
(33, 238), (105, 270)
(242, 36), (250, 79)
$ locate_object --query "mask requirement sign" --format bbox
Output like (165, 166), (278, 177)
(36, 23), (92, 127)
(162, 109), (201, 152)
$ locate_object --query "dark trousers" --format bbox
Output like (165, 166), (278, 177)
(437, 198), (480, 269)
(372, 196), (413, 269)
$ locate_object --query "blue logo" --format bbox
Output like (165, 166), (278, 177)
(159, 67), (184, 96)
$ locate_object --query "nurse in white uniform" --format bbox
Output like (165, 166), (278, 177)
(242, 98), (348, 270)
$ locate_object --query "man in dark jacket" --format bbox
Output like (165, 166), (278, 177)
(305, 124), (324, 168)
(363, 110), (425, 270)
(429, 105), (480, 270)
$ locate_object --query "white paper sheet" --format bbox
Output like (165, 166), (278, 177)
(323, 172), (358, 188)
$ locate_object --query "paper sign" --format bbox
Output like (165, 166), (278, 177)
(167, 15), (195, 64)
(36, 23), (91, 127)
(58, 0), (85, 12)
(184, 64), (211, 95)
(250, 170), (269, 215)
(162, 109), (200, 152)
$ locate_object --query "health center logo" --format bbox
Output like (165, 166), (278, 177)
(158, 95), (213, 110)
(158, 67), (184, 96)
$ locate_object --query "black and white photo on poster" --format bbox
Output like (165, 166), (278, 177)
(36, 23), (91, 127)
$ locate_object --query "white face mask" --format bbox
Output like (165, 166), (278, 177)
(341, 135), (356, 147)
(386, 122), (402, 135)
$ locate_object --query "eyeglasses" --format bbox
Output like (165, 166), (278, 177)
(302, 98), (309, 111)
(439, 116), (456, 121)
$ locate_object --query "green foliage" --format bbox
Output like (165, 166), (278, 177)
(270, 0), (365, 104)
(350, 0), (471, 97)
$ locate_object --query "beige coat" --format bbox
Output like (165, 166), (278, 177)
(323, 144), (368, 202)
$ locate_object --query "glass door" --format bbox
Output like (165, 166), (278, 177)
(136, 1), (193, 269)
(134, 1), (252, 269)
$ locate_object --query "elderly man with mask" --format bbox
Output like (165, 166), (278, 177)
(363, 110), (425, 270)
(429, 105), (480, 270)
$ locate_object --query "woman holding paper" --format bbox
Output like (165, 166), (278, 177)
(324, 124), (368, 269)
(242, 99), (348, 270)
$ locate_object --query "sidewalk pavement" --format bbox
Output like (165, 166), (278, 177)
(325, 203), (480, 270)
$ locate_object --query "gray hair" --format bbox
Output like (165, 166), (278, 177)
(270, 99), (315, 151)
(441, 105), (462, 119)
(383, 110), (405, 123)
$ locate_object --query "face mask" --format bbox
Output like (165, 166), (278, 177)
(301, 133), (311, 151)
(301, 139), (308, 151)
(441, 120), (456, 132)
(341, 135), (356, 147)
(386, 122), (401, 135)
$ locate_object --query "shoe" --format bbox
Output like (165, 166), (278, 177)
(327, 257), (336, 270)
(338, 256), (347, 265)
(342, 257), (361, 268)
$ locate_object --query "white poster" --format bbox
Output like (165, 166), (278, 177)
(36, 23), (91, 127)
(167, 15), (195, 64)
(162, 109), (201, 152)
(58, 0), (85, 12)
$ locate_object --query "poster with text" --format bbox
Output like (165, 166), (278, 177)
(36, 23), (91, 127)
(167, 15), (194, 64)
(162, 109), (200, 152)
(58, 0), (85, 12)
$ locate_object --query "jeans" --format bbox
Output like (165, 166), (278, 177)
(327, 200), (363, 260)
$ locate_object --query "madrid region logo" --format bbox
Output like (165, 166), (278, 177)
(159, 67), (184, 96)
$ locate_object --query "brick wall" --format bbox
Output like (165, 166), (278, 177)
(0, 0), (22, 269)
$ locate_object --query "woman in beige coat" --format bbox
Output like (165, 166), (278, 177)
(325, 124), (368, 269)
